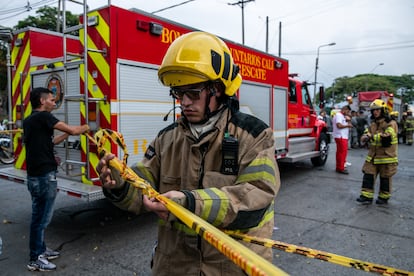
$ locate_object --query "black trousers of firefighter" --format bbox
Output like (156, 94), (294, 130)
(360, 162), (398, 201)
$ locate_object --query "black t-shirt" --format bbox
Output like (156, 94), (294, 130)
(23, 111), (59, 176)
(356, 117), (368, 132)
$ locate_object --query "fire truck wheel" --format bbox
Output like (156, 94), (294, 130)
(311, 132), (329, 167)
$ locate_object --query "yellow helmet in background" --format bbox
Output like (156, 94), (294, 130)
(158, 31), (242, 96)
(369, 99), (388, 114)
(390, 111), (399, 117)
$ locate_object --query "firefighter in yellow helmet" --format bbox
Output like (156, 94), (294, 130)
(357, 99), (398, 204)
(400, 112), (408, 144)
(389, 111), (399, 121)
(405, 110), (414, 145)
(97, 31), (280, 275)
(389, 111), (401, 143)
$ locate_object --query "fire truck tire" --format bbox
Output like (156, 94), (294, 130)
(311, 132), (329, 167)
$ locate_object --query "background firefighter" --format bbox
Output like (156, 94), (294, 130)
(357, 99), (398, 205)
(404, 110), (414, 145)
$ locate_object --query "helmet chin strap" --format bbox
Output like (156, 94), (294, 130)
(191, 86), (216, 125)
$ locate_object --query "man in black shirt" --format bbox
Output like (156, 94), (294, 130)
(23, 87), (89, 271)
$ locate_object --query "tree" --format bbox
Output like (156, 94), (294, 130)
(0, 42), (7, 92)
(14, 6), (79, 33)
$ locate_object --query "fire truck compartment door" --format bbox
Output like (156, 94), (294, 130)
(117, 60), (174, 165)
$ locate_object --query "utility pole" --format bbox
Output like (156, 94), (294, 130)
(228, 0), (255, 45)
(313, 42), (336, 104)
(265, 16), (268, 52)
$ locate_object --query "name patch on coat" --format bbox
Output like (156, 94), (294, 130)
(144, 145), (156, 160)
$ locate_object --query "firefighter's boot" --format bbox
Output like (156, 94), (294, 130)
(356, 195), (373, 205)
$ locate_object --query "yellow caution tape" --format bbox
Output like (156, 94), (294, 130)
(225, 231), (414, 276)
(87, 129), (289, 276)
(0, 129), (23, 135)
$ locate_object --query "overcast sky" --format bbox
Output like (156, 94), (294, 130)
(1, 0), (413, 92)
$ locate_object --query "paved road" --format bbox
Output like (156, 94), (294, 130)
(0, 144), (413, 275)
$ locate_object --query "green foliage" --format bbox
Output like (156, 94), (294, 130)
(0, 43), (8, 91)
(14, 6), (79, 33)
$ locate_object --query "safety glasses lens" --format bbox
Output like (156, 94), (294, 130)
(171, 87), (205, 101)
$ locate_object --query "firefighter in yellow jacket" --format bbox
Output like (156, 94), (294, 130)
(96, 32), (280, 275)
(405, 110), (414, 145)
(357, 99), (398, 205)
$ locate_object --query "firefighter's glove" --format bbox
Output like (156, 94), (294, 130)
(96, 155), (126, 190)
(167, 195), (188, 222)
(381, 135), (392, 147)
(361, 134), (370, 143)
(108, 165), (126, 190)
(101, 169), (128, 201)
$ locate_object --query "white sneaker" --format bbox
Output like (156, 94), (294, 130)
(27, 255), (56, 271)
(344, 162), (352, 168)
(43, 248), (60, 260)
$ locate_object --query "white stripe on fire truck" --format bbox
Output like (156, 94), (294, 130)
(110, 101), (174, 115)
(288, 128), (313, 136)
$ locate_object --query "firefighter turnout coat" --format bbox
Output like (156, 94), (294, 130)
(363, 117), (398, 174)
(103, 107), (280, 276)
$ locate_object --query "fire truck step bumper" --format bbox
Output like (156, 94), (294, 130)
(279, 151), (321, 163)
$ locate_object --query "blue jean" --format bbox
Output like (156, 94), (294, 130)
(27, 171), (57, 261)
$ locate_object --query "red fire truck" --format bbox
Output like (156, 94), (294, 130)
(1, 4), (329, 200)
(348, 91), (401, 115)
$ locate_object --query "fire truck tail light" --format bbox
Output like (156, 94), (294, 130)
(136, 20), (163, 36)
(274, 60), (283, 69)
(88, 102), (99, 131)
(16, 104), (23, 120)
(136, 20), (150, 31)
(15, 38), (22, 47)
(149, 22), (163, 36)
(88, 102), (97, 121)
(88, 110), (96, 121)
(87, 16), (99, 27)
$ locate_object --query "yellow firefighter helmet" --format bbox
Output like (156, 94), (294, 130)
(390, 111), (399, 117)
(369, 99), (388, 113)
(158, 31), (242, 96)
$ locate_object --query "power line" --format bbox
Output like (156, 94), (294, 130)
(0, 0), (55, 14)
(152, 0), (196, 14)
(0, 0), (56, 22)
(283, 41), (414, 56)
